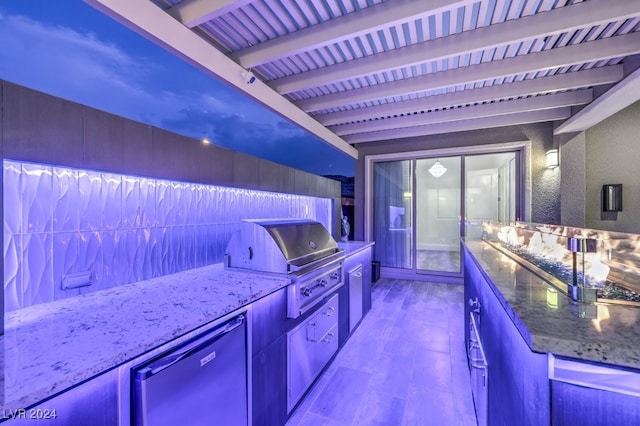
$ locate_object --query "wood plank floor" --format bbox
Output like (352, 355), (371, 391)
(286, 278), (478, 426)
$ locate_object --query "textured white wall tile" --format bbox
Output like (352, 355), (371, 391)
(78, 231), (103, 295)
(3, 234), (22, 312)
(52, 232), (81, 301)
(102, 173), (122, 230)
(53, 168), (79, 232)
(194, 225), (207, 268)
(209, 187), (223, 224)
(176, 182), (193, 226)
(131, 228), (146, 283)
(113, 229), (133, 287)
(4, 160), (332, 311)
(122, 176), (142, 228)
(101, 230), (117, 289)
(193, 185), (205, 226)
(148, 227), (164, 279)
(157, 181), (175, 227)
(4, 161), (22, 235)
(78, 170), (103, 231)
(22, 164), (53, 234)
(182, 226), (197, 271)
(204, 225), (218, 265)
(23, 233), (54, 306)
(140, 178), (157, 228)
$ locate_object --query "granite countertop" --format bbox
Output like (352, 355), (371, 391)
(0, 264), (292, 412)
(464, 240), (640, 370)
(337, 240), (375, 256)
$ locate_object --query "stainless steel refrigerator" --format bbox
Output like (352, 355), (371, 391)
(133, 314), (248, 426)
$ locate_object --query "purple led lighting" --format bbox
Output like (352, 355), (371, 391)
(3, 160), (332, 312)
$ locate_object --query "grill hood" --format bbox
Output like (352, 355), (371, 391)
(225, 219), (341, 274)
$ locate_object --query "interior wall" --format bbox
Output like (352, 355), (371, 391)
(560, 132), (586, 227)
(585, 100), (640, 233)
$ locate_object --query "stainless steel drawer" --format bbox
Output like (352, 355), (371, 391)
(307, 294), (339, 342)
(287, 293), (340, 412)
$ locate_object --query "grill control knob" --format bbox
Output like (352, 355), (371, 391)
(330, 272), (340, 280)
(302, 287), (312, 297)
(318, 279), (327, 287)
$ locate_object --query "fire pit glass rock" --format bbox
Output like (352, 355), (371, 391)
(481, 221), (640, 305)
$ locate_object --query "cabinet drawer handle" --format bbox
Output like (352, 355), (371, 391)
(322, 332), (336, 343)
(324, 307), (336, 316)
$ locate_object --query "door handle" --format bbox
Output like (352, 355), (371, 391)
(137, 314), (245, 378)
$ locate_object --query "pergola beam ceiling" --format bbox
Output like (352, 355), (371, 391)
(270, 0), (638, 94)
(230, 0), (472, 68)
(555, 66), (640, 134)
(345, 108), (572, 144)
(167, 0), (253, 28)
(316, 66), (622, 126)
(331, 90), (592, 136)
(295, 32), (640, 112)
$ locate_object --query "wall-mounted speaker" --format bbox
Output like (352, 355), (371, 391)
(602, 184), (622, 212)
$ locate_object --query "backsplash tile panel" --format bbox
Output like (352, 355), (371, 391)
(4, 162), (22, 236)
(3, 160), (332, 312)
(22, 164), (53, 234)
(78, 170), (103, 231)
(3, 234), (22, 312)
(53, 167), (79, 232)
(22, 233), (54, 307)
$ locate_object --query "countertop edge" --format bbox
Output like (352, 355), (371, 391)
(0, 264), (292, 412)
(338, 241), (375, 257)
(463, 240), (640, 371)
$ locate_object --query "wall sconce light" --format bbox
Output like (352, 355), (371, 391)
(602, 184), (622, 212)
(546, 149), (559, 169)
(428, 160), (447, 178)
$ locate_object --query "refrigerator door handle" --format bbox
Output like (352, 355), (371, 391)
(136, 315), (245, 379)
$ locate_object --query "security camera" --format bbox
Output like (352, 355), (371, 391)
(242, 70), (256, 85)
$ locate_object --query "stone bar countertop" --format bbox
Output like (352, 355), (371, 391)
(464, 240), (640, 370)
(0, 264), (292, 412)
(337, 241), (375, 257)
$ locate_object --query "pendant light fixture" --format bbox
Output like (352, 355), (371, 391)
(429, 159), (447, 178)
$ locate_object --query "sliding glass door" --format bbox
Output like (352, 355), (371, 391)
(371, 151), (518, 277)
(372, 160), (413, 269)
(415, 157), (461, 273)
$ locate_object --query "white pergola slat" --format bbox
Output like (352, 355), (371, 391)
(230, 0), (473, 68)
(295, 31), (640, 112)
(316, 66), (622, 126)
(331, 89), (592, 136)
(271, 0), (639, 94)
(344, 108), (573, 143)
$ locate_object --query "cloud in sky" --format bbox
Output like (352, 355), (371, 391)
(0, 6), (354, 176)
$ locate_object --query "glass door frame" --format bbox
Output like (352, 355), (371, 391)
(413, 155), (464, 275)
(364, 141), (528, 280)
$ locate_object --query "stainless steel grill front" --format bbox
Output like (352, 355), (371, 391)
(225, 219), (345, 318)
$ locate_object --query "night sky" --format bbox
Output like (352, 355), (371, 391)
(0, 1), (355, 177)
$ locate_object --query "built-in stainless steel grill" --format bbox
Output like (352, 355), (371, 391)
(225, 219), (345, 318)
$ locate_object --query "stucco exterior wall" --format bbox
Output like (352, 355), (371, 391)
(585, 100), (640, 233)
(560, 132), (586, 227)
(521, 123), (561, 225)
